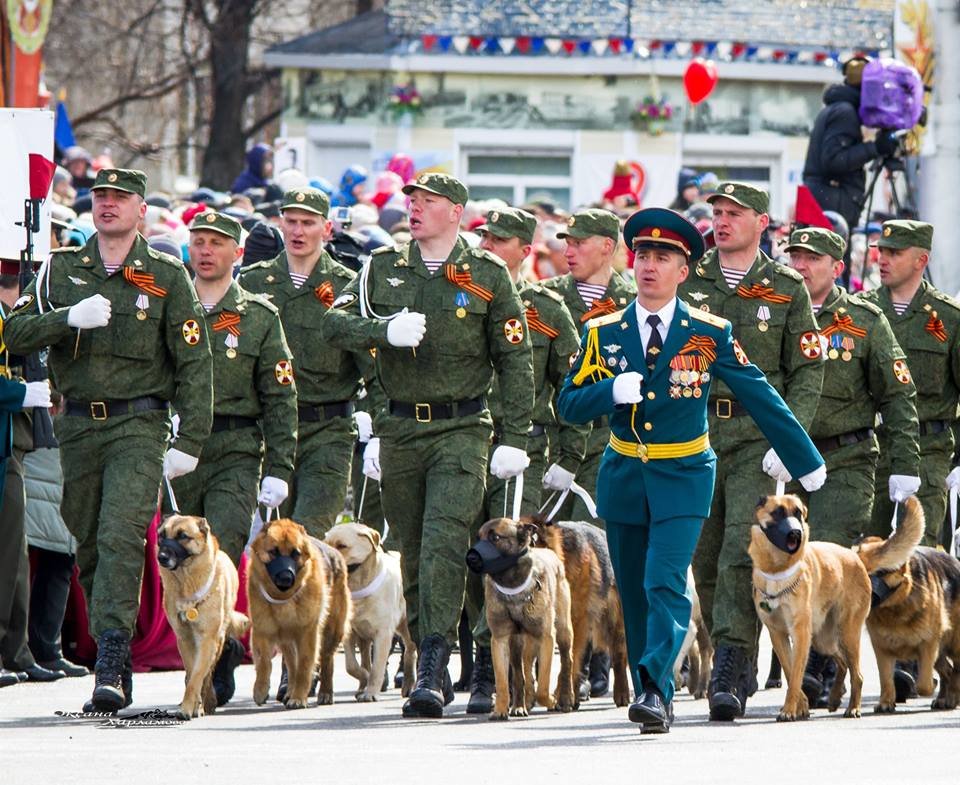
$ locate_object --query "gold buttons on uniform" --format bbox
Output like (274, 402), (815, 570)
(646, 391), (656, 400)
(644, 422), (653, 431)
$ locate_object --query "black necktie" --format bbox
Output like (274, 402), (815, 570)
(645, 314), (662, 372)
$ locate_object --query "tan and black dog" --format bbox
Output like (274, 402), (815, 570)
(478, 517), (576, 720)
(673, 567), (713, 700)
(854, 496), (960, 712)
(749, 495), (871, 721)
(157, 514), (250, 720)
(247, 518), (350, 709)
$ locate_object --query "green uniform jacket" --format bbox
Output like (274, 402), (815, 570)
(861, 280), (960, 425)
(239, 250), (376, 407)
(3, 235), (212, 457)
(542, 271), (637, 456)
(811, 286), (919, 475)
(202, 279), (298, 482)
(679, 248), (824, 445)
(488, 280), (588, 473)
(320, 236), (535, 449)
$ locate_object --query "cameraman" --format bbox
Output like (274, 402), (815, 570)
(803, 56), (898, 236)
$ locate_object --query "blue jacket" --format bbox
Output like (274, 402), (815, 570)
(557, 298), (823, 524)
(230, 143), (272, 194)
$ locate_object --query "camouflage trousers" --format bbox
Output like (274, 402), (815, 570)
(167, 426), (262, 565)
(787, 437), (879, 546)
(692, 439), (772, 655)
(57, 411), (167, 638)
(872, 428), (954, 547)
(379, 415), (489, 646)
(281, 416), (354, 539)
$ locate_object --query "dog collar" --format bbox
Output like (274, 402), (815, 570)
(351, 565), (388, 600)
(492, 572), (536, 598)
(176, 565), (218, 621)
(258, 581), (305, 605)
(756, 560), (803, 583)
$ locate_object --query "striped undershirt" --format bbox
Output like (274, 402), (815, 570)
(719, 265), (749, 289)
(576, 281), (608, 307)
(422, 259), (445, 274)
(892, 301), (910, 316)
(289, 272), (309, 289)
(102, 262), (122, 276)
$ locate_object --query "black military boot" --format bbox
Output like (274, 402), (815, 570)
(708, 644), (749, 721)
(577, 642), (593, 702)
(894, 660), (919, 702)
(402, 634), (453, 718)
(765, 651), (782, 689)
(802, 648), (828, 707)
(452, 611), (474, 691)
(589, 650), (611, 697)
(466, 645), (495, 714)
(212, 637), (245, 707)
(82, 630), (129, 714)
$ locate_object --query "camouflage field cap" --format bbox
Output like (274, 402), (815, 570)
(874, 219), (933, 251)
(706, 181), (770, 214)
(557, 208), (620, 242)
(784, 226), (846, 260)
(478, 207), (537, 244)
(280, 187), (330, 218)
(189, 210), (242, 244)
(401, 172), (469, 206)
(91, 168), (147, 198)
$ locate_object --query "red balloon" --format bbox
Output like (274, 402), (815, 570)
(683, 58), (719, 105)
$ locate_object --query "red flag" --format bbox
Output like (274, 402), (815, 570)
(28, 153), (56, 200)
(795, 185), (832, 229)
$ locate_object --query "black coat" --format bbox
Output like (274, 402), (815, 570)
(802, 84), (879, 229)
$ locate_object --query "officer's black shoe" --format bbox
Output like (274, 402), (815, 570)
(21, 663), (65, 682)
(708, 644), (748, 721)
(466, 645), (495, 714)
(0, 669), (20, 688)
(629, 688), (673, 734)
(83, 630), (129, 714)
(801, 648), (829, 707)
(589, 650), (611, 698)
(402, 634), (452, 718)
(577, 647), (592, 702)
(394, 636), (405, 689)
(894, 660), (918, 703)
(39, 657), (90, 678)
(212, 637), (245, 707)
(765, 651), (782, 689)
(276, 663), (289, 703)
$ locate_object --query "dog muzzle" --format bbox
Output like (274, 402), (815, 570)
(266, 556), (299, 590)
(157, 537), (191, 571)
(763, 511), (803, 554)
(465, 539), (526, 576)
(870, 571), (897, 608)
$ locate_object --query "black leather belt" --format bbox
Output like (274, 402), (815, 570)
(813, 427), (874, 454)
(389, 396), (485, 423)
(711, 398), (748, 419)
(919, 419), (950, 436)
(211, 414), (259, 433)
(65, 396), (168, 420)
(298, 401), (354, 422)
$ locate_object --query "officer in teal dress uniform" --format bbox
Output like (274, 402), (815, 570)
(557, 208), (826, 733)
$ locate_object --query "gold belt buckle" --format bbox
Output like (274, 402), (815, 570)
(415, 403), (432, 423)
(715, 399), (732, 420)
(90, 401), (108, 421)
(637, 442), (649, 463)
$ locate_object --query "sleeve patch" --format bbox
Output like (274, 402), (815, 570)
(332, 292), (357, 309)
(733, 339), (749, 366)
(893, 359), (912, 384)
(11, 294), (33, 312)
(503, 318), (524, 344)
(275, 359), (295, 385)
(181, 319), (202, 345)
(799, 331), (822, 359)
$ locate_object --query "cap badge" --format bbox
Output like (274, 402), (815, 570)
(800, 232), (809, 242)
(651, 228), (661, 238)
(491, 211), (500, 222)
(883, 226), (892, 237)
(107, 173), (118, 183)
(206, 214), (217, 223)
(724, 184), (734, 194)
(295, 192), (305, 202)
(568, 216), (576, 227)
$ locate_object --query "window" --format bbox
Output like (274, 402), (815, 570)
(463, 150), (573, 209)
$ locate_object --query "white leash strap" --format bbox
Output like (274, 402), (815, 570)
(891, 500), (899, 532)
(165, 474), (179, 514)
(358, 474), (369, 515)
(775, 480), (785, 496)
(543, 488), (569, 523)
(502, 477), (510, 518)
(950, 488), (958, 558)
(569, 481), (598, 519)
(512, 472), (524, 520)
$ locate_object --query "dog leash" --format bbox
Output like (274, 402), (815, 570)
(164, 474), (180, 514)
(775, 480), (785, 496)
(502, 473), (525, 520)
(245, 504), (279, 552)
(950, 489), (958, 558)
(536, 481), (599, 524)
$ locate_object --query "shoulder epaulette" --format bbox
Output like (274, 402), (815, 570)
(145, 247), (183, 268)
(585, 310), (624, 330)
(238, 260), (273, 274)
(929, 288), (960, 312)
(772, 264), (805, 284)
(846, 294), (882, 317)
(531, 284), (564, 304)
(50, 246), (74, 254)
(467, 247), (506, 268)
(372, 244), (398, 256)
(689, 308), (730, 329)
(243, 291), (279, 314)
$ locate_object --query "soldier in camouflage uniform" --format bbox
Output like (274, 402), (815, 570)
(461, 206), (587, 714)
(786, 226), (920, 704)
(170, 211), (298, 706)
(322, 173), (534, 718)
(677, 183), (825, 721)
(240, 188), (377, 539)
(4, 169), (213, 713)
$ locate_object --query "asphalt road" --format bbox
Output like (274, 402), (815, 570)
(1, 631), (956, 785)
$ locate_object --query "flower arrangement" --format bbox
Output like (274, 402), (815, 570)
(388, 84), (422, 116)
(630, 96), (674, 134)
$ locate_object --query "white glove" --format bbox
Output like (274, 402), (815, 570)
(798, 464), (827, 492)
(354, 411), (373, 443)
(21, 381), (51, 409)
(490, 445), (530, 480)
(946, 467), (960, 492)
(611, 371), (644, 404)
(258, 476), (289, 508)
(386, 310), (426, 348)
(542, 463), (576, 491)
(362, 438), (382, 481)
(889, 474), (921, 503)
(67, 294), (111, 328)
(163, 448), (199, 480)
(762, 448), (792, 483)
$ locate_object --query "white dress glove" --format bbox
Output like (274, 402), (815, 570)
(163, 448), (199, 480)
(946, 467), (960, 492)
(362, 437), (382, 481)
(611, 371), (644, 404)
(67, 294), (112, 328)
(386, 310), (426, 348)
(354, 411), (373, 443)
(542, 463), (576, 491)
(762, 448), (792, 483)
(888, 474), (921, 502)
(258, 476), (289, 508)
(490, 445), (530, 480)
(798, 464), (827, 492)
(21, 381), (51, 409)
